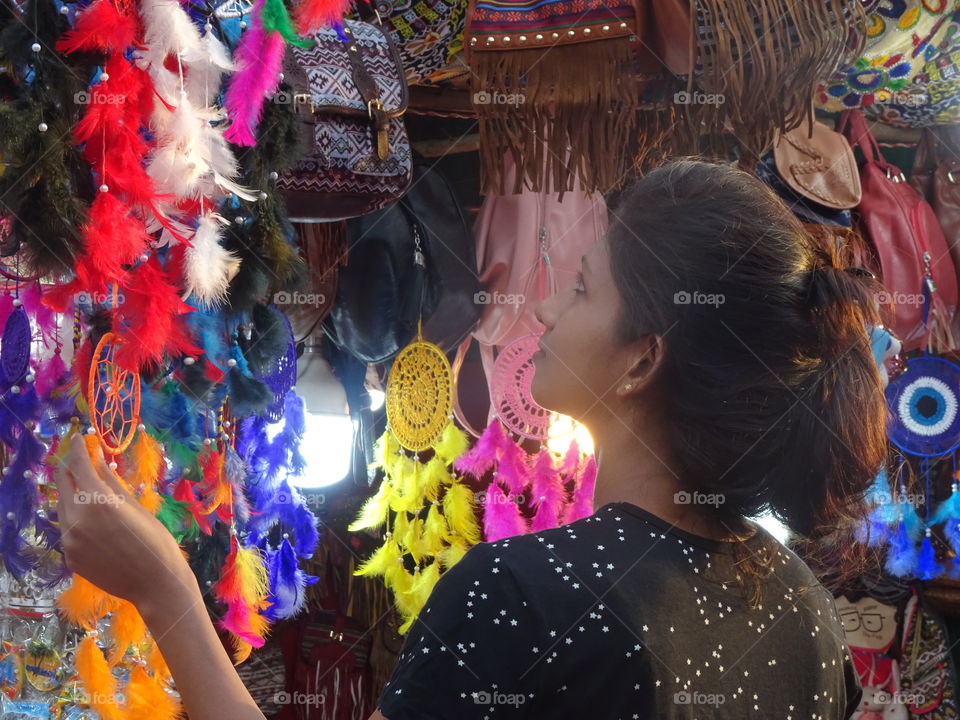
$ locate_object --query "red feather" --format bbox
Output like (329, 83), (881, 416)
(112, 257), (201, 371)
(294, 0), (352, 33)
(56, 0), (138, 54)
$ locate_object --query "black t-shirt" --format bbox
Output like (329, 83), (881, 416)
(378, 502), (862, 720)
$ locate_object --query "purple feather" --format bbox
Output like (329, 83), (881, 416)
(264, 538), (318, 621)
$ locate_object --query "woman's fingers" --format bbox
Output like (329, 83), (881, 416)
(81, 433), (135, 504)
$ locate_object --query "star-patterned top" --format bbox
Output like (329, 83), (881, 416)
(378, 502), (862, 719)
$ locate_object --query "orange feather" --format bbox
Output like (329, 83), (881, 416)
(108, 599), (146, 666)
(76, 635), (123, 720)
(58, 575), (119, 630)
(123, 665), (183, 720)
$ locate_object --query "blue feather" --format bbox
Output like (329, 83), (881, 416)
(885, 521), (919, 577)
(918, 532), (944, 580)
(931, 488), (960, 527)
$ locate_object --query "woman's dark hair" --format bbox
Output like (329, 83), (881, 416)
(607, 159), (888, 596)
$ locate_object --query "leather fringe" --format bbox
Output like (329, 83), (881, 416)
(472, 38), (640, 195)
(689, 0), (866, 165)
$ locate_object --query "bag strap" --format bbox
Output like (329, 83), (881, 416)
(836, 110), (883, 165)
(914, 128), (937, 176)
(339, 23), (390, 159)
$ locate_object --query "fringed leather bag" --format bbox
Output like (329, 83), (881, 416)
(689, 0), (867, 162)
(465, 0), (641, 195)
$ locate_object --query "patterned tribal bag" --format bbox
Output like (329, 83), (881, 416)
(278, 19), (413, 221)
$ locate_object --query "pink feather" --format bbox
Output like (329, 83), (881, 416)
(34, 351), (68, 399)
(482, 483), (528, 541)
(530, 448), (565, 513)
(454, 421), (507, 479)
(222, 0), (285, 147)
(558, 439), (581, 479)
(530, 498), (560, 532)
(564, 455), (597, 524)
(496, 435), (530, 495)
(0, 293), (14, 330)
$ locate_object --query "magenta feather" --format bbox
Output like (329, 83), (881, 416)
(558, 439), (581, 479)
(34, 351), (67, 399)
(529, 448), (565, 525)
(496, 435), (530, 495)
(564, 455), (597, 523)
(454, 421), (506, 479)
(482, 482), (527, 541)
(0, 294), (14, 331)
(222, 0), (285, 146)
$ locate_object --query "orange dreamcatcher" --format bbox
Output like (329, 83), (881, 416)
(87, 332), (141, 455)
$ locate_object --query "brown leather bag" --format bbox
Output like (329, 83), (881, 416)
(910, 127), (960, 280)
(635, 0), (693, 76)
(773, 118), (862, 210)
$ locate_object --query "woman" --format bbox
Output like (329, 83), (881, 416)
(57, 159), (884, 719)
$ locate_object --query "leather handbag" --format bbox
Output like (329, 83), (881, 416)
(773, 118), (862, 210)
(323, 160), (480, 364)
(278, 18), (413, 221)
(838, 110), (958, 353)
(910, 127), (960, 263)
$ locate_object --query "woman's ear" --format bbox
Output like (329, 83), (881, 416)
(616, 334), (665, 397)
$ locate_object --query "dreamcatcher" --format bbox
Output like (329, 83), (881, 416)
(865, 353), (960, 580)
(351, 321), (477, 633)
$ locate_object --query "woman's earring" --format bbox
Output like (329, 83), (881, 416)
(622, 383), (633, 393)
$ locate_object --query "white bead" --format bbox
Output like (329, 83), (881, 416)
(227, 358), (237, 367)
(278, 72), (285, 81)
(282, 532), (289, 539)
(183, 356), (196, 366)
(108, 462), (117, 470)
(137, 424), (146, 431)
(268, 171), (279, 181)
(11, 298), (20, 307)
(86, 427), (96, 434)
(99, 184), (109, 193)
(99, 72), (109, 82)
(0, 468), (7, 476)
(9, 386), (19, 394)
(37, 122), (48, 133)
(22, 470), (32, 479)
(203, 438), (212, 445)
(204, 22), (212, 32)
(233, 216), (244, 224)
(59, 6), (68, 13)
(5, 512), (13, 520)
(239, 20), (246, 28)
(31, 43), (40, 52)
(24, 373), (34, 383)
(258, 191), (268, 200)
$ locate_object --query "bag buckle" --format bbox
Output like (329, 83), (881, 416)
(367, 99), (384, 120)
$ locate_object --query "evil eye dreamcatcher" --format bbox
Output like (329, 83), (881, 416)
(885, 355), (960, 457)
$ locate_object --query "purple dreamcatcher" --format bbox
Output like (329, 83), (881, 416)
(258, 311), (297, 423)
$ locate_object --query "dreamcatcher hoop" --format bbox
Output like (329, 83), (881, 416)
(386, 335), (453, 452)
(258, 310), (297, 423)
(885, 355), (960, 458)
(87, 333), (141, 455)
(213, 0), (253, 19)
(0, 307), (31, 385)
(491, 333), (549, 441)
(0, 218), (41, 284)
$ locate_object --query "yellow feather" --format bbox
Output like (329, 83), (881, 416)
(409, 561), (441, 612)
(348, 480), (393, 532)
(76, 635), (122, 720)
(439, 540), (469, 569)
(442, 481), (481, 545)
(434, 422), (468, 465)
(403, 514), (426, 565)
(230, 635), (253, 665)
(422, 502), (448, 556)
(374, 430), (401, 476)
(354, 541), (400, 578)
(421, 457), (448, 502)
(391, 459), (421, 513)
(108, 600), (146, 666)
(234, 544), (269, 606)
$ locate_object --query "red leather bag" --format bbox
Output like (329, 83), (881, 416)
(837, 110), (958, 352)
(910, 127), (960, 287)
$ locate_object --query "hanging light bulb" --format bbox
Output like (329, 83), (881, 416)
(291, 340), (353, 489)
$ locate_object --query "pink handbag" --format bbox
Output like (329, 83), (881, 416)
(453, 154), (608, 436)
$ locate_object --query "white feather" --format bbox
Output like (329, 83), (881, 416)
(183, 31), (235, 107)
(140, 0), (203, 70)
(183, 214), (241, 307)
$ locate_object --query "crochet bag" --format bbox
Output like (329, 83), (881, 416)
(278, 18), (413, 221)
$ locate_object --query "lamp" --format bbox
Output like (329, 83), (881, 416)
(291, 341), (353, 489)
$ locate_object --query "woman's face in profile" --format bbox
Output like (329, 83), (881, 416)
(531, 237), (630, 420)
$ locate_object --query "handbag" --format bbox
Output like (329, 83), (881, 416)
(323, 159), (480, 364)
(911, 127), (960, 293)
(773, 117), (862, 210)
(278, 18), (413, 221)
(838, 110), (958, 353)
